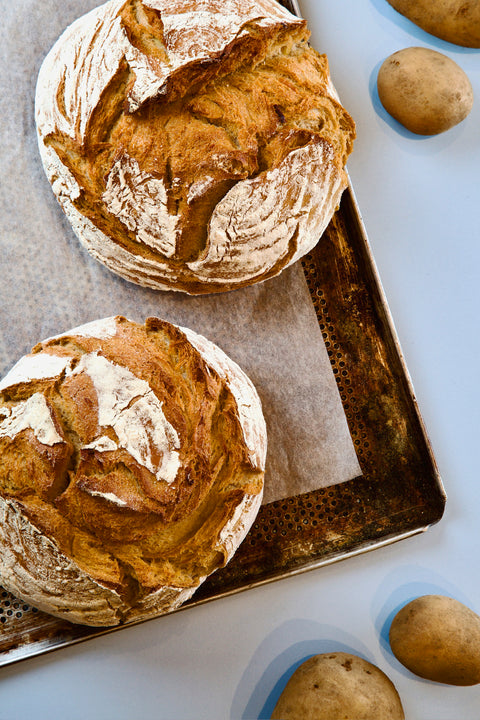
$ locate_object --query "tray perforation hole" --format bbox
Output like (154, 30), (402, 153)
(0, 589), (37, 624)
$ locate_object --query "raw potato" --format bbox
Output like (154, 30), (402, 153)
(386, 0), (480, 48)
(389, 595), (480, 685)
(377, 47), (473, 135)
(270, 652), (405, 720)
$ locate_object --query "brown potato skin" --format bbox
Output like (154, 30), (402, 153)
(377, 47), (473, 135)
(270, 652), (405, 720)
(387, 0), (480, 47)
(389, 595), (480, 686)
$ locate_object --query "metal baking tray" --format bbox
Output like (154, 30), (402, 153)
(0, 0), (445, 667)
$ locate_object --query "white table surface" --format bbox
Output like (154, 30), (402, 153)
(1, 2), (479, 718)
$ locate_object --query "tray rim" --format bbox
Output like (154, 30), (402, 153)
(344, 178), (445, 501)
(0, 0), (446, 667)
(0, 523), (432, 669)
(0, 178), (446, 668)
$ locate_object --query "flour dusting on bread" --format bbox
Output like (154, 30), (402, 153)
(0, 316), (266, 625)
(35, 0), (355, 294)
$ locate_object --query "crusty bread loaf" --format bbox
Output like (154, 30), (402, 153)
(35, 0), (355, 294)
(0, 316), (266, 626)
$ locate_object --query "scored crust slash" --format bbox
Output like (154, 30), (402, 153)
(35, 0), (355, 294)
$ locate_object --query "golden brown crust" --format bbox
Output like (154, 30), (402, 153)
(36, 0), (355, 293)
(0, 316), (266, 625)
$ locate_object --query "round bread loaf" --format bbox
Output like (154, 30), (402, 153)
(35, 0), (355, 294)
(0, 316), (266, 626)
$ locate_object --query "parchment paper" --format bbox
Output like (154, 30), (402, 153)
(0, 0), (361, 505)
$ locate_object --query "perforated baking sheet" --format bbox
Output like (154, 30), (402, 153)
(0, 179), (446, 666)
(0, 0), (445, 666)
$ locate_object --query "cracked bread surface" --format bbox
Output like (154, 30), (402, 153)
(35, 0), (355, 294)
(0, 316), (266, 626)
